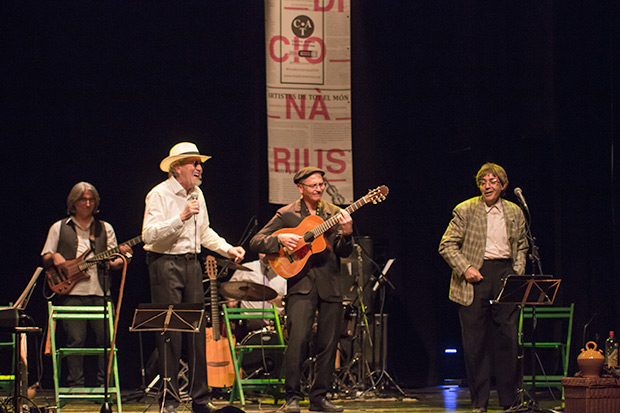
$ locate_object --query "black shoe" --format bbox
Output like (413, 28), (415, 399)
(309, 398), (344, 412)
(193, 401), (216, 413)
(280, 398), (301, 413)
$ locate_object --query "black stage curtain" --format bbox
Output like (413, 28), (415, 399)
(0, 1), (617, 389)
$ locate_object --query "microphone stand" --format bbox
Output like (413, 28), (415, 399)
(96, 257), (116, 413)
(360, 258), (405, 398)
(509, 196), (553, 413)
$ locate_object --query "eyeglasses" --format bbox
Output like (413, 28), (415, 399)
(78, 197), (96, 204)
(302, 182), (328, 190)
(181, 159), (203, 168)
(479, 178), (500, 186)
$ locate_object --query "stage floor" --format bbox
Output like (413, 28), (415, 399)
(7, 387), (564, 413)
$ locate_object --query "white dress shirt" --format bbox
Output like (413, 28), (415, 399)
(229, 260), (287, 316)
(484, 200), (511, 260)
(142, 177), (232, 256)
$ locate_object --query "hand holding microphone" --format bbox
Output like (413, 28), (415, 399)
(181, 190), (200, 222)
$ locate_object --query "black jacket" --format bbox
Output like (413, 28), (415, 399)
(249, 199), (353, 301)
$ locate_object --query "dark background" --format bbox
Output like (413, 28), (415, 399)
(1, 1), (618, 390)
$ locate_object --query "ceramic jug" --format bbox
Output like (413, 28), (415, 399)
(577, 341), (605, 378)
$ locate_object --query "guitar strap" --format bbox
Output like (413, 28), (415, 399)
(89, 220), (97, 254)
(88, 220), (109, 292)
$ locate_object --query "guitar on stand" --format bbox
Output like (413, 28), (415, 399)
(268, 185), (389, 278)
(45, 235), (142, 295)
(204, 255), (236, 388)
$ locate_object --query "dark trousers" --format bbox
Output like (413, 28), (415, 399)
(147, 253), (210, 408)
(285, 286), (342, 403)
(458, 259), (519, 409)
(58, 295), (107, 387)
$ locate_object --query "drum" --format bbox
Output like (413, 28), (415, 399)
(240, 329), (285, 380)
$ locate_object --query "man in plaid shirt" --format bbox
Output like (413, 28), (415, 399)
(439, 163), (529, 413)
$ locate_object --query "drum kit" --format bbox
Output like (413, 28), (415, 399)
(209, 258), (279, 303)
(219, 281), (277, 302)
(208, 260), (285, 381)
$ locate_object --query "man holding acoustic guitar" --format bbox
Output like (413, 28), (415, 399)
(142, 142), (245, 413)
(250, 166), (353, 413)
(41, 181), (133, 388)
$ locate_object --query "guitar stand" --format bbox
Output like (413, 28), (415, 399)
(494, 274), (561, 413)
(129, 303), (204, 413)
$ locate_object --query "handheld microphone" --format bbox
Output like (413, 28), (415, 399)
(513, 187), (529, 211)
(188, 191), (199, 251)
(189, 191), (199, 226)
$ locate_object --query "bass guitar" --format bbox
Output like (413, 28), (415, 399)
(45, 235), (142, 295)
(204, 255), (236, 388)
(268, 185), (389, 278)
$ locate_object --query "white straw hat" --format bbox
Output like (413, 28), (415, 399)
(159, 142), (211, 172)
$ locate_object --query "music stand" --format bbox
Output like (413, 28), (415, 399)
(1, 267), (43, 413)
(129, 303), (204, 413)
(496, 275), (561, 413)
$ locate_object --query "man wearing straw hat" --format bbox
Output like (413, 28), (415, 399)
(142, 142), (245, 413)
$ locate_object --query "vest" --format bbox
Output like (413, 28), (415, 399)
(57, 218), (108, 290)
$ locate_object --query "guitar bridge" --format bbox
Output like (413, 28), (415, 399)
(283, 249), (294, 263)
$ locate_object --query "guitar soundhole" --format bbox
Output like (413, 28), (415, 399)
(292, 244), (312, 260)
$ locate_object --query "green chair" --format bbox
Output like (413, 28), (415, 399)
(0, 332), (16, 394)
(222, 304), (287, 406)
(519, 303), (574, 397)
(47, 302), (122, 412)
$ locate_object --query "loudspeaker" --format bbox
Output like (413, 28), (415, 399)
(367, 314), (388, 371)
(338, 313), (388, 373)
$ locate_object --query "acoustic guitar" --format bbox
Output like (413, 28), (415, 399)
(45, 235), (142, 295)
(268, 185), (389, 278)
(204, 255), (236, 388)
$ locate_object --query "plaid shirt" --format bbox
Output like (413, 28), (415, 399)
(438, 196), (529, 306)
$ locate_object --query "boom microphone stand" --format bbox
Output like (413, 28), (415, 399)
(97, 258), (115, 413)
(360, 258), (405, 398)
(504, 187), (559, 413)
(335, 244), (375, 395)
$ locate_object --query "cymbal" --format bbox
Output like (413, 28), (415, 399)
(219, 281), (277, 301)
(214, 257), (252, 272)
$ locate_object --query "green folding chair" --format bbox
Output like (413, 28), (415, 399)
(48, 302), (122, 412)
(222, 304), (286, 406)
(519, 303), (574, 398)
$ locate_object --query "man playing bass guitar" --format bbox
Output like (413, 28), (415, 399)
(41, 181), (132, 388)
(249, 166), (353, 413)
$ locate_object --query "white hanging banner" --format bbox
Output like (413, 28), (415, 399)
(265, 0), (352, 205)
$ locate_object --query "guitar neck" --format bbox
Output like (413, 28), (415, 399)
(306, 198), (368, 240)
(210, 281), (220, 340)
(79, 236), (142, 271)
